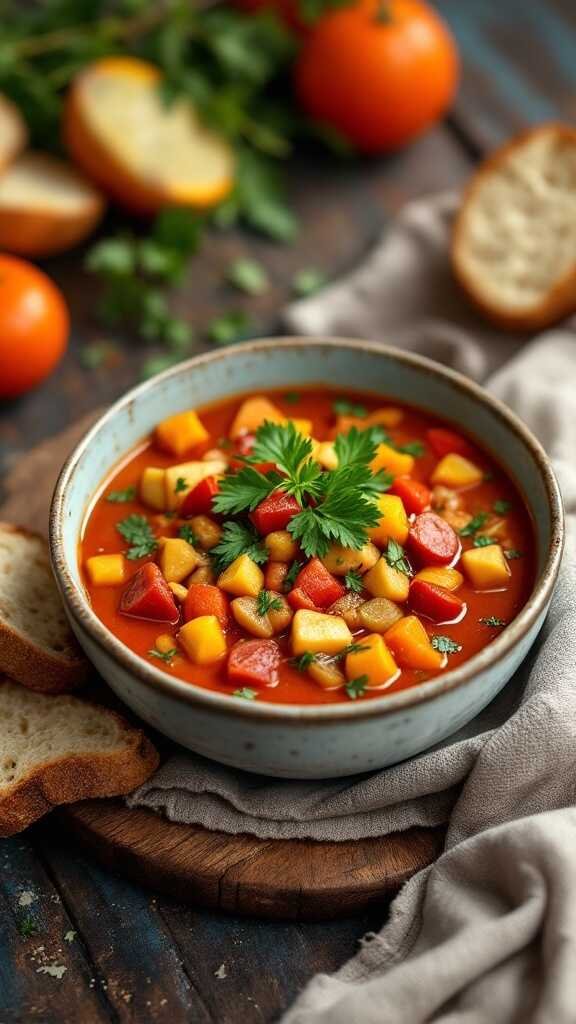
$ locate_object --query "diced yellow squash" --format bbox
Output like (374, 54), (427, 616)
(140, 467), (166, 511)
(289, 417), (313, 436)
(178, 615), (226, 665)
(415, 566), (464, 591)
(358, 597), (403, 633)
(312, 440), (339, 471)
(85, 553), (126, 586)
(345, 633), (398, 688)
(367, 407), (404, 428)
(431, 453), (483, 489)
(371, 442), (414, 479)
(217, 554), (264, 597)
(264, 530), (299, 562)
(159, 538), (201, 583)
(385, 616), (444, 671)
(363, 557), (410, 602)
(164, 458), (226, 511)
(168, 582), (188, 602)
(291, 610), (352, 656)
(155, 633), (176, 654)
(188, 564), (215, 586)
(156, 410), (209, 457)
(229, 396), (285, 439)
(368, 494), (409, 547)
(189, 515), (222, 550)
(461, 544), (511, 589)
(308, 655), (346, 690)
(321, 542), (380, 576)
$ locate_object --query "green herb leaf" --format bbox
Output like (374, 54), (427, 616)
(396, 440), (425, 458)
(344, 570), (364, 594)
(213, 466), (280, 516)
(283, 391), (301, 404)
(283, 559), (303, 592)
(227, 258), (269, 295)
(473, 535), (496, 548)
(460, 512), (489, 538)
(233, 687), (258, 700)
(79, 341), (120, 370)
(106, 486), (136, 504)
(290, 651), (317, 672)
(504, 549), (523, 560)
(256, 590), (284, 616)
(174, 476), (188, 494)
(210, 521), (268, 573)
(292, 268), (327, 297)
(116, 515), (158, 560)
(179, 524), (198, 547)
(148, 647), (178, 664)
(208, 310), (253, 346)
(19, 916), (37, 939)
(345, 674), (369, 700)
(385, 539), (412, 577)
(431, 635), (462, 654)
(479, 616), (507, 627)
(333, 398), (367, 419)
(493, 500), (511, 515)
(336, 643), (369, 660)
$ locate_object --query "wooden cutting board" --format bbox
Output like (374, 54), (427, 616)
(0, 414), (445, 920)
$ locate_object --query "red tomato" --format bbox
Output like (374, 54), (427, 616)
(227, 638), (281, 688)
(390, 477), (431, 516)
(295, 0), (459, 153)
(251, 490), (301, 534)
(0, 254), (69, 398)
(119, 563), (179, 623)
(409, 578), (465, 623)
(180, 476), (220, 518)
(294, 558), (345, 607)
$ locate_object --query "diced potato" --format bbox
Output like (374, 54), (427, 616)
(345, 634), (398, 689)
(358, 597), (403, 633)
(189, 515), (222, 550)
(178, 615), (226, 664)
(461, 544), (511, 589)
(321, 542), (380, 576)
(385, 616), (444, 671)
(218, 554), (264, 597)
(368, 494), (409, 548)
(308, 655), (346, 690)
(85, 553), (126, 586)
(268, 595), (293, 634)
(431, 453), (483, 489)
(155, 633), (176, 654)
(264, 530), (299, 562)
(291, 610), (352, 656)
(231, 597), (274, 639)
(368, 407), (404, 428)
(168, 582), (188, 602)
(156, 410), (209, 457)
(140, 467), (166, 511)
(415, 566), (464, 591)
(188, 564), (215, 586)
(363, 557), (410, 602)
(440, 508), (472, 532)
(159, 538), (201, 583)
(371, 442), (414, 479)
(329, 592), (365, 630)
(431, 485), (463, 512)
(312, 440), (339, 471)
(289, 417), (313, 436)
(229, 396), (285, 439)
(165, 458), (226, 511)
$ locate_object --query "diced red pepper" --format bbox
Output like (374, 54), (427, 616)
(184, 583), (229, 626)
(426, 428), (474, 459)
(409, 511), (460, 566)
(265, 561), (289, 592)
(227, 639), (281, 688)
(294, 558), (345, 608)
(119, 562), (179, 623)
(180, 475), (220, 518)
(409, 578), (466, 624)
(390, 477), (431, 516)
(287, 587), (317, 611)
(251, 490), (301, 534)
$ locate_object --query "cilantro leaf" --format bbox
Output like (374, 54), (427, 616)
(148, 647), (178, 664)
(179, 524), (198, 547)
(333, 426), (379, 468)
(289, 469), (381, 556)
(233, 688), (258, 700)
(479, 616), (507, 627)
(250, 421), (324, 504)
(395, 440), (425, 458)
(208, 310), (254, 346)
(116, 515), (158, 560)
(344, 570), (364, 594)
(385, 539), (412, 577)
(283, 559), (303, 592)
(292, 268), (326, 297)
(460, 512), (489, 537)
(210, 521), (268, 573)
(473, 535), (496, 548)
(336, 643), (369, 660)
(283, 391), (301, 404)
(290, 651), (317, 672)
(228, 258), (269, 295)
(256, 590), (283, 616)
(213, 466), (280, 515)
(493, 500), (511, 515)
(431, 635), (462, 654)
(345, 675), (369, 700)
(106, 486), (136, 503)
(174, 476), (188, 494)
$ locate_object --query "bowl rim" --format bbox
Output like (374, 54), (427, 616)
(50, 336), (565, 725)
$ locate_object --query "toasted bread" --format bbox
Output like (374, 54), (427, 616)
(452, 123), (576, 331)
(0, 93), (26, 173)
(0, 678), (159, 835)
(0, 524), (87, 693)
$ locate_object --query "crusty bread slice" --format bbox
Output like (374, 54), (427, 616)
(0, 524), (88, 693)
(452, 123), (576, 331)
(0, 93), (26, 173)
(0, 678), (159, 836)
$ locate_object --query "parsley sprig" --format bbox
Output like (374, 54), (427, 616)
(431, 635), (462, 655)
(106, 486), (136, 504)
(210, 522), (268, 573)
(345, 675), (369, 699)
(290, 651), (317, 672)
(256, 591), (284, 616)
(344, 571), (364, 594)
(148, 647), (178, 664)
(116, 515), (158, 560)
(460, 512), (488, 538)
(385, 540), (412, 577)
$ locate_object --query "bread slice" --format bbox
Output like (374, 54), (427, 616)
(0, 524), (88, 693)
(0, 678), (159, 836)
(0, 93), (26, 173)
(452, 123), (576, 331)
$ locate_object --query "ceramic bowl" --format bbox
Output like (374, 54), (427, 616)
(50, 338), (564, 779)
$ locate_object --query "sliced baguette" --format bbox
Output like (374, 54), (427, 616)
(0, 523), (88, 693)
(0, 93), (26, 173)
(0, 678), (159, 836)
(452, 123), (576, 331)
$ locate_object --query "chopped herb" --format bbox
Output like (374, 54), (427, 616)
(332, 398), (368, 419)
(227, 258), (269, 296)
(290, 651), (317, 672)
(106, 486), (136, 504)
(283, 392), (301, 404)
(336, 642), (369, 660)
(292, 268), (327, 297)
(208, 310), (253, 346)
(148, 647), (178, 664)
(396, 440), (425, 458)
(233, 688), (258, 700)
(344, 570), (364, 594)
(256, 590), (284, 616)
(19, 917), (37, 939)
(174, 477), (188, 494)
(493, 500), (511, 515)
(504, 549), (523, 560)
(479, 616), (507, 627)
(179, 524), (198, 547)
(460, 512), (488, 537)
(473, 535), (496, 548)
(116, 515), (158, 560)
(210, 521), (268, 573)
(345, 675), (369, 700)
(431, 635), (462, 654)
(385, 539), (412, 577)
(283, 559), (303, 592)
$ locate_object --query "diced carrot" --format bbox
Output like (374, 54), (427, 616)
(408, 578), (465, 624)
(227, 639), (281, 688)
(184, 583), (229, 626)
(180, 475), (220, 518)
(251, 490), (301, 534)
(119, 562), (179, 623)
(287, 587), (317, 611)
(390, 478), (431, 516)
(384, 616), (444, 671)
(294, 558), (345, 608)
(229, 397), (285, 439)
(156, 410), (209, 457)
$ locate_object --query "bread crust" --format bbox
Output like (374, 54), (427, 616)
(0, 681), (159, 836)
(452, 122), (576, 332)
(0, 522), (88, 692)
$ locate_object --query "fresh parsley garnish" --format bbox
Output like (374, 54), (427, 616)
(256, 591), (284, 616)
(385, 539), (412, 577)
(179, 524), (198, 546)
(148, 647), (178, 664)
(210, 521), (268, 573)
(493, 500), (511, 515)
(333, 398), (368, 419)
(227, 258), (269, 295)
(174, 477), (188, 494)
(460, 512), (488, 537)
(290, 651), (317, 672)
(345, 675), (369, 700)
(344, 570), (364, 594)
(116, 515), (158, 560)
(336, 643), (369, 660)
(473, 535), (495, 548)
(431, 635), (462, 654)
(283, 559), (303, 592)
(233, 688), (258, 700)
(106, 486), (136, 503)
(504, 549), (523, 560)
(479, 616), (506, 627)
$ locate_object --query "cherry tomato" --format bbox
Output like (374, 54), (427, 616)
(0, 254), (69, 398)
(295, 0), (459, 153)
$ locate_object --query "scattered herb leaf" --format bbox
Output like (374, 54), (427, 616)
(19, 917), (37, 939)
(283, 559), (303, 592)
(504, 549), (523, 560)
(106, 486), (136, 504)
(395, 440), (425, 458)
(208, 310), (254, 346)
(479, 616), (506, 627)
(333, 398), (367, 419)
(290, 651), (317, 672)
(227, 258), (269, 295)
(431, 635), (462, 654)
(283, 391), (301, 404)
(233, 688), (258, 700)
(336, 642), (369, 660)
(174, 476), (188, 494)
(210, 521), (268, 573)
(473, 535), (496, 548)
(460, 512), (488, 538)
(345, 674), (369, 700)
(493, 500), (511, 515)
(385, 539), (412, 577)
(256, 590), (284, 616)
(179, 524), (198, 547)
(116, 515), (158, 560)
(148, 647), (178, 664)
(344, 570), (364, 594)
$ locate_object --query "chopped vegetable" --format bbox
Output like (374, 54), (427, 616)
(368, 494), (409, 547)
(140, 467), (166, 511)
(409, 512), (459, 566)
(116, 514), (158, 560)
(168, 582), (188, 603)
(184, 583), (229, 626)
(264, 530), (299, 562)
(229, 396), (285, 439)
(384, 616), (444, 671)
(186, 515), (222, 551)
(85, 553), (126, 586)
(265, 561), (289, 592)
(294, 558), (345, 608)
(308, 655), (346, 690)
(329, 591), (365, 629)
(217, 553), (265, 597)
(431, 454), (483, 490)
(164, 458), (226, 511)
(119, 563), (179, 623)
(291, 609), (352, 656)
(231, 596), (274, 638)
(159, 538), (201, 583)
(363, 556), (410, 603)
(408, 579), (465, 624)
(358, 597), (403, 634)
(227, 639), (281, 688)
(156, 410), (209, 457)
(414, 566), (463, 591)
(371, 441), (414, 479)
(180, 476), (221, 518)
(426, 428), (473, 459)
(287, 587), (317, 611)
(345, 634), (398, 688)
(389, 477), (431, 516)
(252, 490), (302, 534)
(178, 615), (226, 665)
(461, 545), (511, 589)
(321, 542), (379, 576)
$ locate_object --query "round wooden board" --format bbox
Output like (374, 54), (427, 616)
(2, 414), (445, 920)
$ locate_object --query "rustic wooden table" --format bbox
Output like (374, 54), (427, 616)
(1, 1), (573, 1020)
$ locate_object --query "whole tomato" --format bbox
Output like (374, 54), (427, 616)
(0, 255), (69, 398)
(295, 0), (459, 153)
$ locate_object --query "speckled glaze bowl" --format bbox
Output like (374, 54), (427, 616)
(50, 338), (564, 779)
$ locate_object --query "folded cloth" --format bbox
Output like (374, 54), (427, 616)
(131, 192), (576, 1021)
